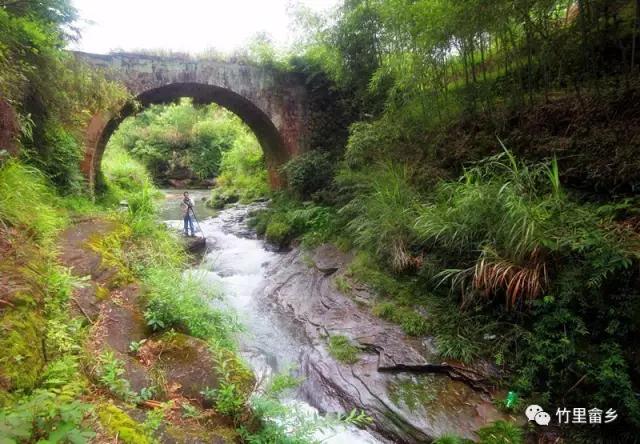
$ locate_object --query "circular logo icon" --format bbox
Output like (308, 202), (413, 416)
(534, 411), (551, 426)
(525, 404), (544, 421)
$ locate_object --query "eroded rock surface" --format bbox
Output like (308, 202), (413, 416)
(261, 244), (511, 443)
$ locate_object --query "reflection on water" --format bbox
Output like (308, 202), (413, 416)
(159, 193), (382, 444)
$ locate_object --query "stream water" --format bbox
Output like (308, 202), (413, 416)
(160, 190), (382, 443)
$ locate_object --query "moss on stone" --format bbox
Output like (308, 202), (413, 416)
(158, 331), (190, 351)
(95, 284), (110, 301)
(87, 225), (135, 288)
(213, 346), (255, 398)
(97, 403), (152, 444)
(0, 306), (46, 392)
(387, 375), (439, 413)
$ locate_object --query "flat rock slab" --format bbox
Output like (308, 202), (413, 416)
(58, 219), (115, 278)
(58, 219), (119, 320)
(141, 333), (220, 407)
(261, 244), (511, 443)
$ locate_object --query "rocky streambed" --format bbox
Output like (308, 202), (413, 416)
(261, 244), (511, 443)
(161, 197), (512, 443)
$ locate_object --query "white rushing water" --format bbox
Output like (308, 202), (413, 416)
(161, 191), (381, 444)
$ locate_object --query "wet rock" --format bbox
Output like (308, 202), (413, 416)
(181, 235), (207, 256)
(310, 244), (353, 275)
(261, 244), (512, 443)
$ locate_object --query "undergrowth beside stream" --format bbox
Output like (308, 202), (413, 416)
(242, 145), (640, 443)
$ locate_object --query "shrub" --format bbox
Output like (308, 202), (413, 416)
(0, 388), (94, 443)
(207, 188), (239, 209)
(281, 151), (334, 199)
(0, 356), (94, 443)
(344, 119), (399, 169)
(96, 351), (135, 401)
(102, 145), (150, 198)
(250, 196), (338, 248)
(28, 122), (84, 194)
(247, 209), (270, 236)
(410, 149), (640, 430)
(215, 131), (269, 202)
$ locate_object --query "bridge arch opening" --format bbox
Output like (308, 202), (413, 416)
(86, 82), (290, 192)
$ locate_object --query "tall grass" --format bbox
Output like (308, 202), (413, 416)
(414, 149), (636, 309)
(101, 145), (151, 199)
(339, 163), (420, 271)
(142, 269), (241, 349)
(0, 161), (66, 241)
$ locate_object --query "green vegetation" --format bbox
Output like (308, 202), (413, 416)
(0, 161), (67, 241)
(255, 1), (640, 440)
(265, 149), (640, 437)
(97, 403), (154, 444)
(298, 0), (640, 132)
(281, 151), (334, 199)
(212, 130), (269, 203)
(0, 0), (127, 194)
(475, 420), (524, 444)
(142, 269), (240, 349)
(0, 248), (95, 441)
(3, 0), (640, 441)
(372, 302), (429, 337)
(97, 351), (136, 401)
(0, 383), (94, 443)
(249, 195), (338, 248)
(327, 335), (360, 364)
(108, 98), (266, 188)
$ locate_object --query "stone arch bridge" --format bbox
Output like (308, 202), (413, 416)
(75, 52), (310, 191)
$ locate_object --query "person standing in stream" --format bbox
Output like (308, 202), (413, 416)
(181, 191), (195, 237)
